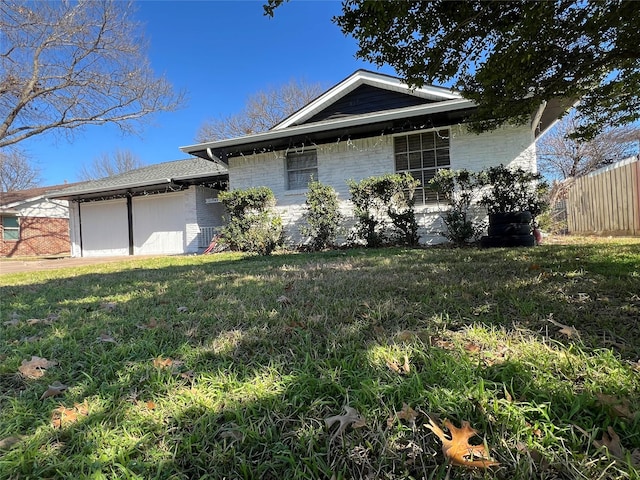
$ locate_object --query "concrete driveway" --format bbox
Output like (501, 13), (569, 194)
(0, 256), (147, 275)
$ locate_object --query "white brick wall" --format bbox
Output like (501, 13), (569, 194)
(227, 124), (537, 246)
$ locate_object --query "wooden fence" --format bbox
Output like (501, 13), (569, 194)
(567, 157), (640, 236)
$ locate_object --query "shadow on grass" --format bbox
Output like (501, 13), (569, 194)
(1, 243), (638, 478)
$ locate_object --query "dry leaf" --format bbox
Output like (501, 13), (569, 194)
(546, 315), (580, 339)
(97, 333), (117, 344)
(426, 417), (499, 469)
(0, 435), (22, 450)
(145, 401), (156, 410)
(101, 302), (117, 312)
(387, 355), (410, 375)
(464, 342), (481, 353)
(40, 381), (68, 400)
(152, 357), (185, 370)
(387, 403), (418, 428)
(3, 318), (20, 327)
(51, 402), (89, 428)
(396, 330), (416, 342)
(137, 317), (160, 330)
(18, 356), (58, 379)
(276, 295), (292, 305)
(325, 406), (366, 441)
(594, 426), (640, 467)
(595, 393), (636, 420)
(176, 306), (189, 313)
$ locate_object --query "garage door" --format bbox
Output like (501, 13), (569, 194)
(132, 193), (185, 255)
(80, 199), (129, 257)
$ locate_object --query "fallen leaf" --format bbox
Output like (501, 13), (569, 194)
(546, 315), (580, 339)
(18, 356), (58, 379)
(176, 306), (189, 313)
(97, 333), (117, 344)
(3, 318), (20, 327)
(51, 402), (89, 428)
(395, 330), (416, 342)
(0, 435), (22, 450)
(101, 302), (117, 312)
(464, 342), (481, 353)
(387, 355), (410, 375)
(137, 317), (160, 330)
(595, 393), (636, 420)
(426, 417), (499, 469)
(145, 400), (156, 410)
(594, 426), (640, 467)
(152, 357), (185, 370)
(387, 403), (418, 428)
(325, 406), (366, 441)
(21, 334), (41, 343)
(276, 295), (292, 305)
(40, 381), (68, 400)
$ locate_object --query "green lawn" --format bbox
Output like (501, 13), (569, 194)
(1, 238), (639, 479)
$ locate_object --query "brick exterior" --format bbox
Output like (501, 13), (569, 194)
(228, 124), (537, 245)
(1, 216), (70, 257)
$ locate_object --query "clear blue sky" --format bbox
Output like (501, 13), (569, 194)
(22, 0), (399, 187)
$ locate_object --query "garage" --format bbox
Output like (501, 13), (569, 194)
(80, 198), (129, 257)
(133, 192), (185, 255)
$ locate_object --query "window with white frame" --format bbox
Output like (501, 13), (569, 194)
(394, 129), (450, 204)
(286, 150), (317, 190)
(2, 216), (20, 241)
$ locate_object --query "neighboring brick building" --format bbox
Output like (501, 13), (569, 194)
(0, 185), (76, 257)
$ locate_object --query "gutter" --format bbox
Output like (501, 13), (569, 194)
(180, 98), (476, 155)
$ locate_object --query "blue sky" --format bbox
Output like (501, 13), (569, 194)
(22, 0), (399, 186)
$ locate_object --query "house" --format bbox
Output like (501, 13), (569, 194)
(180, 70), (566, 244)
(1, 184), (76, 257)
(49, 158), (228, 257)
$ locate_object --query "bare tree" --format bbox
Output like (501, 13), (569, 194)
(538, 112), (640, 180)
(196, 78), (325, 142)
(0, 148), (41, 191)
(0, 0), (185, 149)
(78, 149), (145, 180)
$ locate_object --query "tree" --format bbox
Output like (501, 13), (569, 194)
(538, 112), (640, 180)
(265, 1), (640, 140)
(78, 150), (145, 180)
(196, 79), (325, 142)
(0, 0), (184, 149)
(0, 148), (41, 191)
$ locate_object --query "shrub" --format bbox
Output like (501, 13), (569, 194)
(430, 169), (485, 246)
(301, 180), (343, 251)
(218, 187), (283, 256)
(478, 165), (549, 218)
(347, 173), (420, 247)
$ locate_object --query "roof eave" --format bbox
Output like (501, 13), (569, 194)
(181, 98), (476, 161)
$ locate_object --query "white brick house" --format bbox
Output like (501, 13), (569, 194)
(181, 70), (565, 244)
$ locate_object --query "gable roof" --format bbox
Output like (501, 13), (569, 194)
(1, 183), (80, 211)
(181, 70), (476, 163)
(272, 70), (461, 129)
(49, 157), (228, 201)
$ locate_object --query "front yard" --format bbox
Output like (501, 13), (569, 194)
(1, 237), (639, 479)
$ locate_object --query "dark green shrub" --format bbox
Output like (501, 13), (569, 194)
(218, 187), (283, 256)
(478, 165), (549, 218)
(301, 180), (343, 251)
(430, 169), (485, 246)
(347, 173), (420, 247)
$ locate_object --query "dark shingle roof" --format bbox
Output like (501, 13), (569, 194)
(48, 158), (228, 199)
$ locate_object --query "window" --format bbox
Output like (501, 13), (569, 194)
(286, 151), (317, 190)
(394, 129), (450, 204)
(2, 216), (19, 241)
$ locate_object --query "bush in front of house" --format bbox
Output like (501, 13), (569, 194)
(300, 180), (343, 251)
(429, 169), (485, 246)
(219, 186), (283, 255)
(347, 173), (420, 247)
(477, 164), (549, 218)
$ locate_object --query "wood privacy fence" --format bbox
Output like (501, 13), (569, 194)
(567, 157), (640, 236)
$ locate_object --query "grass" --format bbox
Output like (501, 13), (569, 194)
(1, 236), (639, 479)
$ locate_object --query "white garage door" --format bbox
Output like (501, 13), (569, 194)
(80, 199), (129, 257)
(132, 193), (185, 255)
